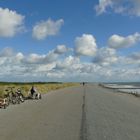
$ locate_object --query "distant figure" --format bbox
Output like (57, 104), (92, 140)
(83, 82), (85, 86)
(30, 86), (36, 97)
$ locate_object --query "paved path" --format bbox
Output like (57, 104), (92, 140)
(86, 84), (140, 140)
(0, 84), (140, 140)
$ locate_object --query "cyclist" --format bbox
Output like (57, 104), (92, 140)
(30, 86), (36, 97)
(83, 82), (85, 86)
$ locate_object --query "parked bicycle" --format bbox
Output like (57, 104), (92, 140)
(0, 97), (9, 109)
(15, 88), (25, 103)
(5, 87), (20, 105)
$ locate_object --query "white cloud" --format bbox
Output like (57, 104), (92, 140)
(122, 52), (140, 65)
(0, 47), (139, 82)
(36, 63), (56, 72)
(32, 19), (64, 40)
(44, 51), (59, 63)
(0, 47), (14, 57)
(75, 34), (97, 57)
(0, 48), (101, 81)
(1, 33), (140, 81)
(108, 33), (140, 49)
(47, 71), (66, 79)
(22, 45), (70, 65)
(54, 45), (70, 54)
(53, 55), (101, 80)
(93, 47), (118, 66)
(95, 0), (140, 16)
(56, 56), (80, 70)
(15, 52), (24, 61)
(0, 8), (25, 37)
(129, 0), (140, 16)
(102, 68), (140, 81)
(25, 53), (46, 64)
(95, 0), (113, 15)
(0, 48), (59, 80)
(21, 51), (57, 64)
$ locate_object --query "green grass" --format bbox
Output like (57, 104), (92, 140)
(0, 82), (79, 98)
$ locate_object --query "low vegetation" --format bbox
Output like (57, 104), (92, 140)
(0, 82), (79, 98)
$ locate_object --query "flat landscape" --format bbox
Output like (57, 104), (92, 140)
(0, 84), (140, 140)
(1, 1), (140, 140)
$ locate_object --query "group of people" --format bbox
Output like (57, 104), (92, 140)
(0, 85), (41, 109)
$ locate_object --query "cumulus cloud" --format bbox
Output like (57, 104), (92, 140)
(23, 53), (46, 64)
(0, 8), (25, 37)
(75, 34), (97, 57)
(108, 33), (140, 49)
(54, 45), (71, 54)
(54, 55), (102, 80)
(21, 45), (70, 64)
(95, 0), (140, 16)
(21, 51), (57, 64)
(93, 47), (118, 66)
(56, 56), (80, 70)
(32, 19), (64, 40)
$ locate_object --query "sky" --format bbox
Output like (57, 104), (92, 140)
(0, 0), (140, 82)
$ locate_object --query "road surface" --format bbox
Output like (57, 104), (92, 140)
(0, 84), (140, 140)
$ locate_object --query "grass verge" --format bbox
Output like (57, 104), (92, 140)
(0, 82), (79, 98)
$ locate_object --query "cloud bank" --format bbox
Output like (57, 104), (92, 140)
(0, 32), (140, 82)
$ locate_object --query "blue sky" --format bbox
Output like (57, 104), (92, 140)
(0, 0), (140, 82)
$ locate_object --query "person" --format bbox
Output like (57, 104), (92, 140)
(83, 82), (85, 86)
(30, 86), (36, 97)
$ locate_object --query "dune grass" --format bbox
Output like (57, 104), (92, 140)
(0, 82), (79, 98)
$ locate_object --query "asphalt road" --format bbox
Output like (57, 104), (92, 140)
(0, 84), (140, 140)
